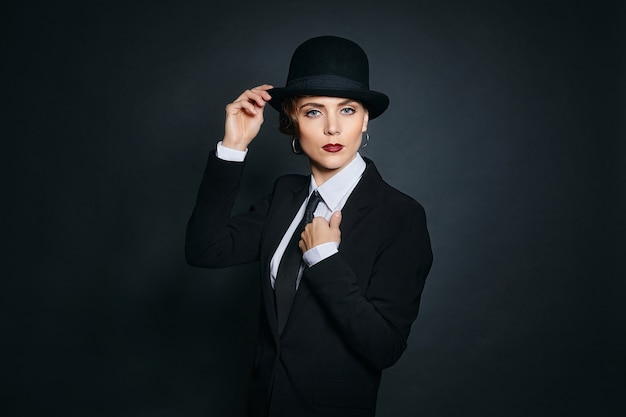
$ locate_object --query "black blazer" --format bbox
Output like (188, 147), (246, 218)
(186, 152), (433, 417)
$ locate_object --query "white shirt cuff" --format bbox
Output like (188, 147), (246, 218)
(216, 141), (247, 162)
(303, 242), (339, 267)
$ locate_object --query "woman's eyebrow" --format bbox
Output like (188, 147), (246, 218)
(299, 102), (324, 109)
(299, 99), (358, 109)
(337, 99), (358, 106)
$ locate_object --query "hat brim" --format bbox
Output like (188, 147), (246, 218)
(268, 87), (389, 120)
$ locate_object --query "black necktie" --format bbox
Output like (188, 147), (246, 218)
(275, 190), (322, 334)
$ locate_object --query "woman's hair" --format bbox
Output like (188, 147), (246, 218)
(278, 95), (368, 137)
(278, 96), (302, 137)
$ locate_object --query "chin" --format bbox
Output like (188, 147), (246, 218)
(317, 158), (350, 172)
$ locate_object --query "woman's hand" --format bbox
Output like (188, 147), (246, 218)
(299, 212), (342, 252)
(222, 84), (274, 151)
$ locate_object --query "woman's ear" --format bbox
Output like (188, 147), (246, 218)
(362, 110), (369, 132)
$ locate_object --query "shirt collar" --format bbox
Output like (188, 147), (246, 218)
(308, 153), (366, 211)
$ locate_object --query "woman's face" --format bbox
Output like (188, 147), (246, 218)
(294, 96), (369, 185)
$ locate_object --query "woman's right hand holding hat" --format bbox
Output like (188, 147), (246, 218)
(222, 84), (273, 151)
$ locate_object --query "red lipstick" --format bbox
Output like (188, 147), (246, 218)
(322, 143), (344, 153)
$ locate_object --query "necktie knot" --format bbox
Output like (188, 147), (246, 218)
(304, 190), (322, 224)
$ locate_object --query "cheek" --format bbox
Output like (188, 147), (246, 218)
(347, 126), (364, 147)
(296, 122), (319, 143)
(297, 131), (317, 153)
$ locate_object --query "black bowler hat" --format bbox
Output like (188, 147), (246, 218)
(268, 36), (389, 119)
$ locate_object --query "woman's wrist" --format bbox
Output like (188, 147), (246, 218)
(221, 137), (249, 151)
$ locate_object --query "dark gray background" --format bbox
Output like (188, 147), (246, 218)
(2, 1), (624, 416)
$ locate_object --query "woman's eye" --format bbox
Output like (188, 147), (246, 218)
(341, 107), (356, 114)
(305, 109), (321, 117)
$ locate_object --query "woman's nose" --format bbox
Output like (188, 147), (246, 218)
(324, 114), (340, 136)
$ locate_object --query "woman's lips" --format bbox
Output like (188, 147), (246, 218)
(322, 144), (344, 153)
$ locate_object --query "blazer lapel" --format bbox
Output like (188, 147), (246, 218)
(260, 180), (309, 342)
(330, 158), (384, 237)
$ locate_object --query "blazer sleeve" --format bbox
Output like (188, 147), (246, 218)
(185, 151), (270, 268)
(303, 198), (433, 371)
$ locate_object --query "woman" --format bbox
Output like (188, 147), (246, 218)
(185, 35), (433, 417)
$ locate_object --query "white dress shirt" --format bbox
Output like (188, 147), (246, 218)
(216, 141), (366, 289)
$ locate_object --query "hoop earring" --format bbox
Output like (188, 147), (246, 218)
(361, 132), (370, 148)
(291, 137), (303, 154)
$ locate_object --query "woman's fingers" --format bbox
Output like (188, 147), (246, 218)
(227, 84), (274, 116)
(234, 84), (274, 108)
(299, 217), (341, 252)
(226, 99), (259, 116)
